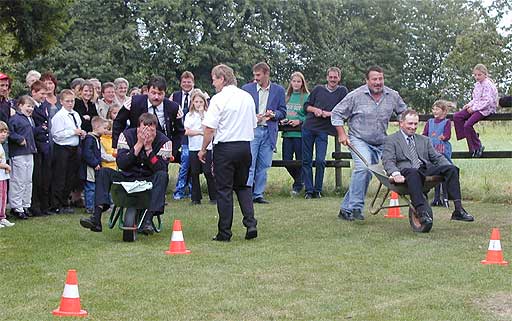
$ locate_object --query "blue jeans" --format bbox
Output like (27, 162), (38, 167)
(282, 137), (303, 192)
(174, 144), (191, 199)
(247, 126), (273, 199)
(84, 181), (95, 210)
(301, 128), (328, 194)
(341, 136), (383, 212)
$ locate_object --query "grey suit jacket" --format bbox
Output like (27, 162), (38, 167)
(382, 130), (450, 175)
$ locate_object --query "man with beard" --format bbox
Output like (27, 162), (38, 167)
(331, 65), (407, 221)
(113, 76), (183, 160)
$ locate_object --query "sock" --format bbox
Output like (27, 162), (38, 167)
(454, 199), (462, 211)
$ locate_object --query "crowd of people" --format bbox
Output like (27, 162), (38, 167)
(0, 62), (502, 237)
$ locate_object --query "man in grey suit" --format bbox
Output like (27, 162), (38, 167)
(382, 109), (474, 224)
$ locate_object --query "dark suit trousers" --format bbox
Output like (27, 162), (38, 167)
(32, 152), (52, 211)
(94, 168), (169, 220)
(189, 150), (217, 202)
(401, 165), (461, 212)
(213, 142), (257, 239)
(51, 144), (79, 208)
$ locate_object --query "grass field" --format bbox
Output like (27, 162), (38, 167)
(1, 120), (511, 320)
(1, 197), (512, 321)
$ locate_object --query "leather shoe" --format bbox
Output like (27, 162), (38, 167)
(352, 209), (365, 221)
(253, 197), (269, 204)
(431, 199), (443, 207)
(451, 209), (474, 222)
(245, 227), (258, 240)
(12, 209), (28, 220)
(417, 210), (433, 224)
(79, 217), (102, 232)
(140, 222), (155, 235)
(338, 209), (354, 221)
(212, 235), (231, 242)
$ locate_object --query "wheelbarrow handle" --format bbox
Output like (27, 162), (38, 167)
(346, 142), (370, 168)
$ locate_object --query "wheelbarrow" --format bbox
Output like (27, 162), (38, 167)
(348, 144), (443, 233)
(108, 183), (162, 242)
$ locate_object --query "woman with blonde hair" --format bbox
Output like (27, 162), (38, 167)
(281, 71), (309, 195)
(184, 89), (217, 205)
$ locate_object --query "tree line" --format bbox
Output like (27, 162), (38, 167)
(1, 0), (511, 111)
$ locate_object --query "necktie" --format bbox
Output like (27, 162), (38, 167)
(184, 92), (189, 111)
(407, 136), (421, 169)
(69, 113), (79, 128)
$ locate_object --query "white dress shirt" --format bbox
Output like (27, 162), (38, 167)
(147, 99), (165, 133)
(202, 85), (257, 144)
(51, 108), (81, 146)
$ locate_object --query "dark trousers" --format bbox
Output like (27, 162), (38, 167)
(32, 151), (52, 211)
(51, 144), (80, 209)
(93, 168), (169, 220)
(213, 142), (257, 239)
(401, 165), (461, 212)
(282, 137), (303, 192)
(189, 150), (217, 202)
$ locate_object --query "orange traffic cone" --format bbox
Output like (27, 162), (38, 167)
(165, 220), (191, 255)
(52, 269), (88, 317)
(481, 228), (508, 265)
(384, 191), (405, 218)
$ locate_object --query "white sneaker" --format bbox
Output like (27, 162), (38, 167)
(0, 218), (14, 227)
(0, 223), (4, 228)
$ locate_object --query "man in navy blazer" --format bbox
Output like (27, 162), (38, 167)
(242, 62), (286, 203)
(113, 76), (184, 159)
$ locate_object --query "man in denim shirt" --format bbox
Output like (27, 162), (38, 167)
(331, 66), (407, 221)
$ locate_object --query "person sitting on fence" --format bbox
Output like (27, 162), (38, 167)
(422, 100), (453, 208)
(382, 109), (474, 225)
(79, 113), (172, 235)
(453, 63), (498, 158)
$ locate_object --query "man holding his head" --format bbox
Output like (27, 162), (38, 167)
(113, 76), (184, 160)
(199, 64), (258, 242)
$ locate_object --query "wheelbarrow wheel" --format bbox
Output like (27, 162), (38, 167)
(408, 206), (433, 233)
(122, 207), (137, 242)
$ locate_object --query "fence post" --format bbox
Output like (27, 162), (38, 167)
(334, 137), (342, 192)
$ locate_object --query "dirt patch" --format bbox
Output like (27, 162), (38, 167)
(475, 292), (512, 320)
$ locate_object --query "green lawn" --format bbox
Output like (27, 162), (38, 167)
(1, 196), (511, 320)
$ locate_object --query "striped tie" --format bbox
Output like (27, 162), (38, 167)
(407, 136), (421, 169)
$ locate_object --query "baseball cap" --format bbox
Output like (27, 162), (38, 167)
(0, 73), (10, 81)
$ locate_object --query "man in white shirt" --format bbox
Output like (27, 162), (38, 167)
(199, 64), (258, 242)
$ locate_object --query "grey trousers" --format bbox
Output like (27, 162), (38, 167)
(9, 154), (34, 211)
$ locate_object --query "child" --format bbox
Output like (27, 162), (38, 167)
(50, 89), (86, 214)
(0, 121), (14, 227)
(280, 71), (308, 195)
(8, 96), (38, 219)
(453, 63), (498, 158)
(423, 100), (453, 207)
(100, 104), (120, 170)
(184, 89), (217, 205)
(81, 117), (108, 213)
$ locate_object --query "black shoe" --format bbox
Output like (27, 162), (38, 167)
(451, 209), (474, 222)
(190, 200), (201, 205)
(253, 197), (269, 204)
(212, 235), (231, 242)
(48, 208), (61, 215)
(304, 193), (313, 200)
(338, 209), (354, 221)
(140, 222), (155, 235)
(79, 217), (102, 232)
(24, 208), (33, 217)
(245, 227), (258, 240)
(62, 207), (75, 214)
(352, 209), (365, 220)
(312, 192), (322, 199)
(431, 199), (443, 207)
(417, 210), (433, 224)
(11, 209), (28, 220)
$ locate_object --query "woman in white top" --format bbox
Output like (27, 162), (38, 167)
(184, 89), (217, 205)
